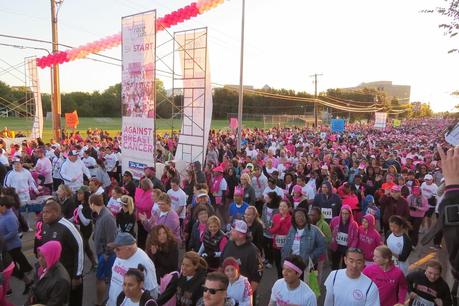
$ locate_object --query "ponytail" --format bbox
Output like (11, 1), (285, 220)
(183, 251), (208, 271)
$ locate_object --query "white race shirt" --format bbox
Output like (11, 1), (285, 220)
(386, 233), (408, 274)
(59, 158), (91, 192)
(420, 182), (438, 206)
(292, 229), (304, 255)
(108, 248), (158, 306)
(4, 168), (38, 205)
(0, 154), (9, 166)
(324, 269), (380, 306)
(270, 279), (317, 306)
(167, 188), (188, 219)
(105, 153), (119, 172)
(35, 157), (53, 184)
(301, 185), (316, 201)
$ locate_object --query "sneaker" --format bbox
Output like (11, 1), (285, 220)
(6, 289), (12, 296)
(265, 263), (272, 269)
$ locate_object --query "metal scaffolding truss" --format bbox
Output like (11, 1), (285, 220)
(172, 27), (208, 164)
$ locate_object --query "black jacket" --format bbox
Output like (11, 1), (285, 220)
(221, 240), (263, 283)
(61, 197), (76, 220)
(36, 217), (84, 278)
(123, 180), (137, 197)
(248, 220), (264, 252)
(157, 267), (207, 306)
(242, 184), (256, 206)
(116, 210), (136, 237)
(26, 262), (71, 306)
(406, 270), (452, 306)
(150, 244), (179, 282)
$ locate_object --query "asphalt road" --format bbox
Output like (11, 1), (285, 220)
(7, 212), (455, 306)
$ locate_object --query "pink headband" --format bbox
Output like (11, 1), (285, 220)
(283, 260), (303, 275)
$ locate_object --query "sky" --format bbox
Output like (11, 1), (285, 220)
(1, 0), (459, 112)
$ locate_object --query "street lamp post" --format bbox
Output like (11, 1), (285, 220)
(50, 0), (62, 141)
(236, 0), (245, 152)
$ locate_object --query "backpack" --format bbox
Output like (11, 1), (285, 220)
(160, 271), (179, 306)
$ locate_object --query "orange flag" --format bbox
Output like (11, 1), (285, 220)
(65, 110), (79, 129)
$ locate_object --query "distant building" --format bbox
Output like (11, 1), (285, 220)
(342, 81), (411, 104)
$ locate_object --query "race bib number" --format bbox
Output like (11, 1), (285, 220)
(412, 296), (435, 306)
(274, 235), (287, 248)
(321, 208), (333, 220)
(366, 207), (376, 216)
(336, 232), (348, 246)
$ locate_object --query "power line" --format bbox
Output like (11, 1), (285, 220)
(0, 33), (121, 62)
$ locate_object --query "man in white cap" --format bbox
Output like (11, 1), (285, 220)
(107, 232), (158, 306)
(4, 157), (38, 205)
(221, 220), (263, 295)
(420, 173), (439, 231)
(59, 150), (91, 192)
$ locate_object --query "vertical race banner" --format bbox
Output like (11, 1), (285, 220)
(121, 10), (156, 179)
(27, 58), (43, 139)
(174, 29), (212, 165)
(374, 112), (387, 129)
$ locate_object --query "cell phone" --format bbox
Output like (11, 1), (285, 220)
(445, 120), (459, 146)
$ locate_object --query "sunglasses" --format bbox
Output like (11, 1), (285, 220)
(202, 286), (225, 295)
(347, 247), (363, 254)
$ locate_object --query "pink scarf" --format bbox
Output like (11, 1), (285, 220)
(198, 223), (207, 242)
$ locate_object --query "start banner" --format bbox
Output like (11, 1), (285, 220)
(121, 10), (156, 179)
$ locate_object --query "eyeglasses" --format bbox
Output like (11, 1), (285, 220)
(202, 286), (225, 294)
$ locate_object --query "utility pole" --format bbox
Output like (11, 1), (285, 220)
(310, 73), (323, 128)
(51, 0), (62, 141)
(236, 0), (245, 152)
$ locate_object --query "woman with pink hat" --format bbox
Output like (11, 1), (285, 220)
(228, 187), (249, 225)
(406, 185), (428, 247)
(291, 185), (308, 210)
(210, 165), (227, 206)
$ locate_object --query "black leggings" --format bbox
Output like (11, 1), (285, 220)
(273, 248), (283, 279)
(263, 236), (273, 264)
(82, 235), (95, 263)
(69, 282), (83, 306)
(8, 247), (32, 279)
(331, 248), (346, 270)
(137, 221), (148, 250)
(408, 216), (423, 246)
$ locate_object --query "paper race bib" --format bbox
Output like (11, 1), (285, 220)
(336, 232), (348, 246)
(412, 295), (435, 306)
(274, 235), (287, 248)
(321, 208), (333, 220)
(366, 207), (376, 216)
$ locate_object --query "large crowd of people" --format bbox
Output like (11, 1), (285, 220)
(0, 118), (458, 306)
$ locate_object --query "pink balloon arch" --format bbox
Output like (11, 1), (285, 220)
(36, 0), (225, 69)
